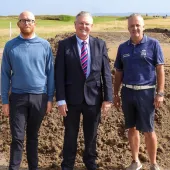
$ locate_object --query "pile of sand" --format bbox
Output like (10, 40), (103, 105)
(0, 32), (170, 170)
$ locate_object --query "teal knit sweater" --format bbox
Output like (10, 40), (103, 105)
(1, 36), (54, 104)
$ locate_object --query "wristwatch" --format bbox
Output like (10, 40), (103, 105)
(156, 92), (164, 97)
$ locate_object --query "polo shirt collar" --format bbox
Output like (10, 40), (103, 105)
(128, 35), (147, 45)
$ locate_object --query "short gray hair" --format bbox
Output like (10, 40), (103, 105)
(128, 13), (144, 26)
(75, 11), (93, 23)
(128, 13), (143, 20)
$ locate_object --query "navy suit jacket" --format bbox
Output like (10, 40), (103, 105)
(55, 35), (112, 105)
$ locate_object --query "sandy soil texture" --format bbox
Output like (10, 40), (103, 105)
(0, 31), (170, 170)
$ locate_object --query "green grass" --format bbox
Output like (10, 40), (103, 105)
(93, 16), (119, 23)
(143, 16), (157, 20)
(0, 15), (124, 28)
(0, 18), (73, 29)
(0, 15), (170, 48)
(37, 19), (74, 26)
(0, 18), (18, 29)
(36, 15), (75, 21)
(0, 16), (76, 48)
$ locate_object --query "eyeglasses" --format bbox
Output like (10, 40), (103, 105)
(19, 19), (35, 24)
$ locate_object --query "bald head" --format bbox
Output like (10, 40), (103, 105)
(17, 11), (36, 39)
(19, 11), (35, 21)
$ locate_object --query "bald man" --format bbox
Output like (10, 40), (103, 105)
(1, 11), (54, 170)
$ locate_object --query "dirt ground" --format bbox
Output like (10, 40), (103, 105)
(0, 32), (170, 170)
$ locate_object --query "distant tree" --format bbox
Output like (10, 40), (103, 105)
(146, 13), (148, 16)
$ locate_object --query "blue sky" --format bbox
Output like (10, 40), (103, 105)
(0, 0), (170, 16)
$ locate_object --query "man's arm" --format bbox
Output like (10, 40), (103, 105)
(46, 44), (54, 102)
(114, 70), (123, 96)
(55, 41), (66, 101)
(101, 41), (113, 102)
(1, 46), (11, 104)
(55, 41), (68, 117)
(113, 70), (123, 110)
(113, 45), (123, 110)
(0, 70), (1, 100)
(1, 46), (11, 116)
(45, 44), (55, 113)
(153, 41), (165, 108)
(100, 41), (113, 115)
(156, 64), (165, 93)
(154, 64), (165, 108)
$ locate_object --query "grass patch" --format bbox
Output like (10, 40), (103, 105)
(0, 18), (18, 29)
(93, 16), (118, 23)
(36, 15), (75, 22)
(1, 16), (170, 48)
(115, 17), (127, 21)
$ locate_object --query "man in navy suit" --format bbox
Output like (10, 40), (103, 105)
(55, 11), (113, 170)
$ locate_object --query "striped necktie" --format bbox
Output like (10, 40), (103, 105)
(80, 41), (88, 76)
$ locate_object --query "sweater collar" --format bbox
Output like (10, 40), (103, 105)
(19, 33), (36, 39)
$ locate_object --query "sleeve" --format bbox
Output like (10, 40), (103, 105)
(154, 40), (164, 66)
(101, 41), (113, 102)
(55, 41), (66, 101)
(114, 45), (123, 71)
(0, 70), (1, 99)
(46, 43), (54, 101)
(1, 45), (12, 104)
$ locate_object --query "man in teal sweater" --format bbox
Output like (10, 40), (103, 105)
(1, 11), (54, 170)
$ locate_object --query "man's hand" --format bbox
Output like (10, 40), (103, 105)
(2, 104), (9, 116)
(46, 101), (53, 114)
(101, 101), (112, 116)
(58, 104), (68, 117)
(154, 95), (164, 108)
(113, 95), (121, 111)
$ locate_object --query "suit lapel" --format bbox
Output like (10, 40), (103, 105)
(71, 35), (80, 60)
(89, 36), (95, 72)
(71, 35), (85, 76)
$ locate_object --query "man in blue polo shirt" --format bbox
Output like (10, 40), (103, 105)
(114, 14), (165, 170)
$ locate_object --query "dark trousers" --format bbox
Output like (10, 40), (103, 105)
(61, 102), (101, 170)
(9, 93), (47, 170)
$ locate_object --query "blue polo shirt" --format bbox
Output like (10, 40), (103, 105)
(114, 35), (164, 85)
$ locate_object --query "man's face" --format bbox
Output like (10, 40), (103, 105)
(128, 16), (144, 39)
(17, 12), (36, 37)
(74, 15), (93, 40)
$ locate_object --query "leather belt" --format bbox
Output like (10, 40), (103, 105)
(122, 84), (155, 90)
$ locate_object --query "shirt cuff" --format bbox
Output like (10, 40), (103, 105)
(57, 100), (66, 106)
(2, 98), (9, 104)
(48, 95), (53, 102)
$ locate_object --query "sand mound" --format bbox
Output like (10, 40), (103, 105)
(0, 32), (170, 170)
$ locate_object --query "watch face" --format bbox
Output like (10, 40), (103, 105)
(157, 92), (164, 97)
